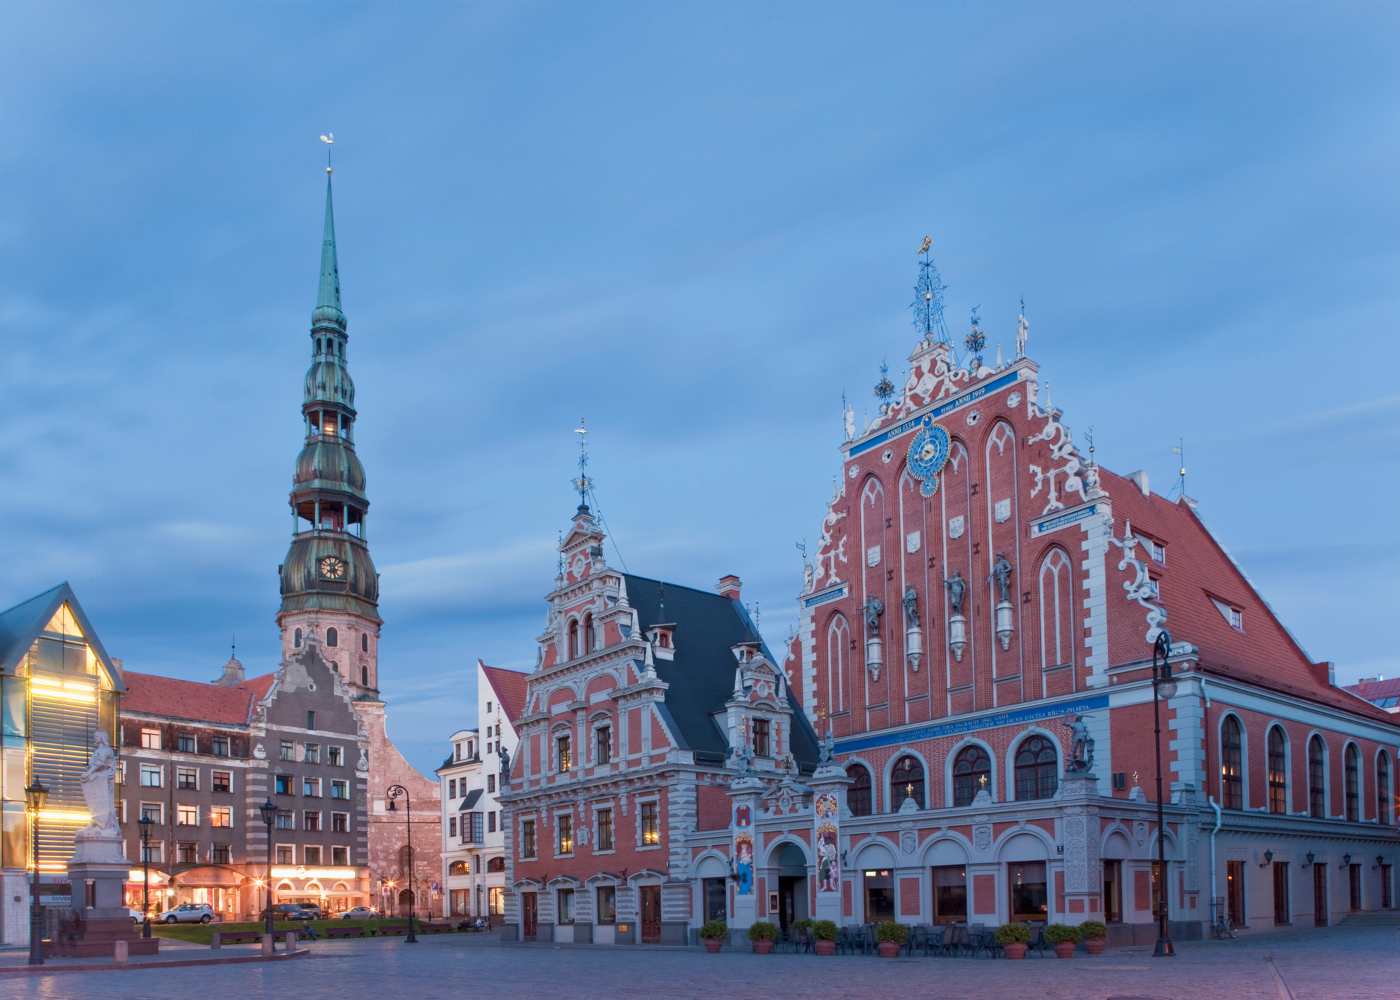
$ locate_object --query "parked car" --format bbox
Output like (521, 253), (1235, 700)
(157, 902), (213, 924)
(127, 907), (145, 924)
(261, 903), (316, 921)
(340, 905), (378, 920)
(296, 903), (324, 920)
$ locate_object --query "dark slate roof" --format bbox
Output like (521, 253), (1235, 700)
(458, 789), (483, 811)
(622, 574), (820, 769)
(0, 582), (125, 692)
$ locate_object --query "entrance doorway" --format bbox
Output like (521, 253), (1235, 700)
(1272, 862), (1290, 925)
(1102, 860), (1122, 924)
(1382, 865), (1393, 909)
(771, 842), (809, 937)
(640, 885), (661, 943)
(932, 866), (967, 924)
(1349, 864), (1361, 912)
(1226, 860), (1246, 928)
(1313, 865), (1328, 927)
(522, 891), (537, 940)
(862, 869), (894, 922)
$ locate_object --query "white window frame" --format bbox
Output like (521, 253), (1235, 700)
(139, 764), (163, 788)
(636, 797), (661, 849)
(210, 805), (233, 829)
(332, 810), (350, 833)
(176, 804), (200, 827)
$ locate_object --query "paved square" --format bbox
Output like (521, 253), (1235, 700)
(7, 923), (1396, 1000)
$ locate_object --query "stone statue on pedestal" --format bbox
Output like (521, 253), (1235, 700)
(79, 731), (121, 838)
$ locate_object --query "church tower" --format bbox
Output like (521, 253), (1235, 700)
(276, 163), (382, 697)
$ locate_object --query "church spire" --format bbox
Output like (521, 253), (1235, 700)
(313, 168), (345, 330)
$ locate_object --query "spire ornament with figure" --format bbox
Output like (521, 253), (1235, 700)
(911, 234), (949, 343)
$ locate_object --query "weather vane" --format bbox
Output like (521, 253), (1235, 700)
(319, 131), (335, 174)
(964, 305), (986, 369)
(1172, 438), (1188, 498)
(911, 234), (949, 343)
(573, 418), (591, 511)
(874, 360), (895, 405)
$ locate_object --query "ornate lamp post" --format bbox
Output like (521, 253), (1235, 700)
(25, 781), (48, 966)
(1150, 629), (1178, 958)
(386, 784), (418, 943)
(138, 812), (154, 939)
(259, 797), (276, 937)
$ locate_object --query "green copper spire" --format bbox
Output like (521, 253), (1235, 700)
(312, 169), (345, 330)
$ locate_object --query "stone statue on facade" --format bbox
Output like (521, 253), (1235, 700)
(863, 596), (884, 635)
(498, 744), (511, 784)
(944, 572), (967, 615)
(79, 731), (121, 837)
(903, 585), (920, 626)
(992, 554), (1013, 604)
(1064, 715), (1094, 774)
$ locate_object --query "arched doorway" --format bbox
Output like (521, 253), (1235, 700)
(398, 888), (415, 915)
(769, 842), (810, 937)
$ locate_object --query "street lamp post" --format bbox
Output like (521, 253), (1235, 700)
(386, 784), (418, 943)
(1151, 629), (1178, 958)
(138, 812), (153, 939)
(25, 781), (48, 967)
(259, 797), (276, 938)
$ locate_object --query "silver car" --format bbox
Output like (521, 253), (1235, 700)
(340, 905), (377, 920)
(158, 902), (214, 924)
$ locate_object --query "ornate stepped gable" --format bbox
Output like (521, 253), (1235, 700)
(792, 266), (1393, 741)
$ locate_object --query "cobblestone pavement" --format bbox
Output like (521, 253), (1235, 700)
(8, 922), (1397, 1000)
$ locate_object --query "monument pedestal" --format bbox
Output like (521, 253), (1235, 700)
(1058, 771), (1103, 925)
(50, 831), (158, 958)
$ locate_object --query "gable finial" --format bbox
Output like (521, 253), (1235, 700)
(1016, 297), (1030, 358)
(911, 234), (949, 343)
(573, 418), (591, 514)
(319, 131), (334, 174)
(964, 305), (986, 370)
(1172, 438), (1188, 499)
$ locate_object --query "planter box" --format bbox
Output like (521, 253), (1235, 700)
(752, 939), (774, 955)
(814, 939), (836, 956)
(1054, 942), (1076, 959)
(1002, 942), (1027, 960)
(704, 939), (722, 953)
(1084, 938), (1105, 955)
(877, 941), (900, 958)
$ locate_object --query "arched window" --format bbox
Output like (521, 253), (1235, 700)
(826, 615), (850, 715)
(294, 628), (303, 648)
(890, 755), (925, 812)
(326, 627), (338, 648)
(1013, 735), (1058, 801)
(846, 764), (872, 816)
(361, 665), (369, 687)
(1267, 726), (1288, 815)
(1308, 735), (1326, 818)
(583, 613), (596, 652)
(448, 860), (469, 876)
(1379, 751), (1392, 826)
(1220, 717), (1244, 809)
(487, 857), (505, 873)
(568, 619), (580, 660)
(361, 633), (369, 652)
(953, 745), (991, 807)
(1345, 744), (1360, 822)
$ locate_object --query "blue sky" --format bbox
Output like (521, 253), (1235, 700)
(2, 3), (1398, 774)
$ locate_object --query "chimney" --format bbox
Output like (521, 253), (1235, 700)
(717, 574), (742, 601)
(1125, 470), (1150, 497)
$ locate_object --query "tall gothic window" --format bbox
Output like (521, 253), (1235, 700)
(846, 764), (872, 816)
(1345, 744), (1361, 822)
(1014, 735), (1058, 801)
(1308, 735), (1326, 818)
(953, 745), (991, 807)
(568, 619), (580, 660)
(1267, 726), (1288, 815)
(890, 755), (925, 812)
(1379, 751), (1392, 826)
(1220, 717), (1244, 809)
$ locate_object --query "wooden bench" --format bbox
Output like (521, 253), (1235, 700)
(418, 923), (454, 934)
(376, 923), (409, 936)
(324, 925), (366, 939)
(211, 930), (266, 948)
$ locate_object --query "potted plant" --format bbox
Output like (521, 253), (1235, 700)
(1044, 923), (1081, 958)
(747, 920), (778, 955)
(1079, 921), (1107, 955)
(700, 919), (727, 953)
(812, 919), (838, 956)
(874, 920), (908, 958)
(995, 922), (1031, 960)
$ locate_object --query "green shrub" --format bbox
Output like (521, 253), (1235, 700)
(1044, 923), (1081, 945)
(794, 918), (814, 932)
(994, 922), (1031, 945)
(812, 919), (839, 941)
(874, 921), (909, 945)
(747, 921), (779, 942)
(700, 919), (728, 940)
(1078, 920), (1107, 940)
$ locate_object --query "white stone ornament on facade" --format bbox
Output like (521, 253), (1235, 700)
(253, 742), (267, 760)
(1026, 402), (1089, 516)
(1108, 518), (1168, 643)
(965, 409), (981, 427)
(881, 448), (894, 464)
(994, 498), (1011, 523)
(905, 531), (921, 554)
(948, 515), (965, 540)
(1008, 391), (1022, 408)
(866, 545), (881, 568)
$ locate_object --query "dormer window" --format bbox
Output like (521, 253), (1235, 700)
(752, 719), (770, 758)
(1211, 597), (1244, 631)
(1137, 534), (1166, 564)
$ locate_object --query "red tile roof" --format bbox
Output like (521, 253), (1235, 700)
(1098, 469), (1398, 728)
(121, 670), (274, 726)
(480, 661), (530, 726)
(1344, 677), (1400, 701)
